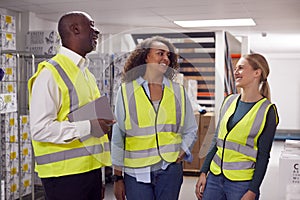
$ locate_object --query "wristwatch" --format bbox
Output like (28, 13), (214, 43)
(111, 175), (124, 182)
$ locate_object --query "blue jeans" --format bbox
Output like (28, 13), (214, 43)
(202, 173), (260, 200)
(124, 162), (183, 200)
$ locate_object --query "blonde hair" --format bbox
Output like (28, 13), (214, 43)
(243, 53), (271, 101)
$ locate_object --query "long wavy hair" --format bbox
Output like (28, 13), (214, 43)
(122, 36), (179, 82)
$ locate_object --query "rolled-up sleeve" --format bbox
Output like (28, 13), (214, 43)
(111, 87), (126, 167)
(181, 89), (198, 162)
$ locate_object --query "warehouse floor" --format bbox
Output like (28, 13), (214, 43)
(31, 141), (286, 200)
(105, 141), (286, 200)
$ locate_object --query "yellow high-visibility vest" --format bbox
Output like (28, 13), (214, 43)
(210, 94), (278, 181)
(28, 54), (111, 178)
(121, 79), (185, 168)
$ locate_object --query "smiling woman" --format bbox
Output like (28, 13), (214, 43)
(121, 36), (179, 83)
(111, 36), (198, 200)
(144, 41), (170, 81)
(195, 53), (279, 200)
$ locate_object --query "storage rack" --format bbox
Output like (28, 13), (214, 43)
(0, 50), (48, 200)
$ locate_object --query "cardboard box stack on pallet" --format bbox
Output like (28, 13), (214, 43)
(183, 112), (215, 174)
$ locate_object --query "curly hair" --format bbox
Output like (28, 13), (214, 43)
(122, 36), (179, 82)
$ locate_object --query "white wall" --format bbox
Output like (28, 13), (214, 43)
(265, 53), (300, 130)
(28, 12), (57, 31)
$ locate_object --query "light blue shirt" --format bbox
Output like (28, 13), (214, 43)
(111, 76), (198, 182)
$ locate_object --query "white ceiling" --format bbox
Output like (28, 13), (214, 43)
(1, 0), (300, 53)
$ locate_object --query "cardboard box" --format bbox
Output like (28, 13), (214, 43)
(20, 158), (32, 174)
(3, 112), (18, 143)
(20, 145), (32, 161)
(2, 66), (16, 81)
(0, 81), (17, 93)
(184, 157), (200, 170)
(20, 173), (32, 197)
(0, 14), (16, 33)
(25, 45), (60, 55)
(279, 151), (300, 200)
(25, 30), (61, 55)
(198, 132), (214, 159)
(0, 93), (17, 113)
(0, 32), (16, 50)
(4, 143), (19, 171)
(1, 53), (16, 67)
(20, 115), (31, 144)
(199, 113), (215, 135)
(5, 176), (19, 200)
(286, 184), (300, 200)
(183, 112), (215, 171)
(26, 30), (60, 45)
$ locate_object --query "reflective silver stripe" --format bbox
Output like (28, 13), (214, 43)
(246, 99), (270, 146)
(37, 60), (107, 166)
(124, 143), (180, 159)
(35, 143), (110, 165)
(125, 81), (183, 135)
(124, 80), (182, 160)
(125, 82), (138, 128)
(213, 154), (255, 170)
(126, 123), (180, 137)
(79, 135), (92, 142)
(214, 98), (271, 171)
(216, 99), (270, 159)
(220, 94), (238, 119)
(217, 139), (257, 158)
(48, 59), (79, 112)
(215, 94), (238, 134)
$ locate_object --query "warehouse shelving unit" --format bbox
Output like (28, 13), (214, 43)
(0, 50), (45, 200)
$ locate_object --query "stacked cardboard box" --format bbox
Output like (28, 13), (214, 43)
(1, 53), (16, 82)
(0, 14), (33, 197)
(0, 14), (16, 51)
(0, 17), (17, 114)
(183, 112), (215, 172)
(0, 114), (32, 200)
(19, 115), (32, 197)
(0, 51), (19, 199)
(1, 112), (20, 199)
(279, 140), (300, 200)
(88, 53), (114, 103)
(25, 30), (61, 55)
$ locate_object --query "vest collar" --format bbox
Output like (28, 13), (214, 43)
(59, 46), (88, 69)
(136, 76), (171, 88)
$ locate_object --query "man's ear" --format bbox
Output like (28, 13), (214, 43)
(70, 23), (80, 35)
